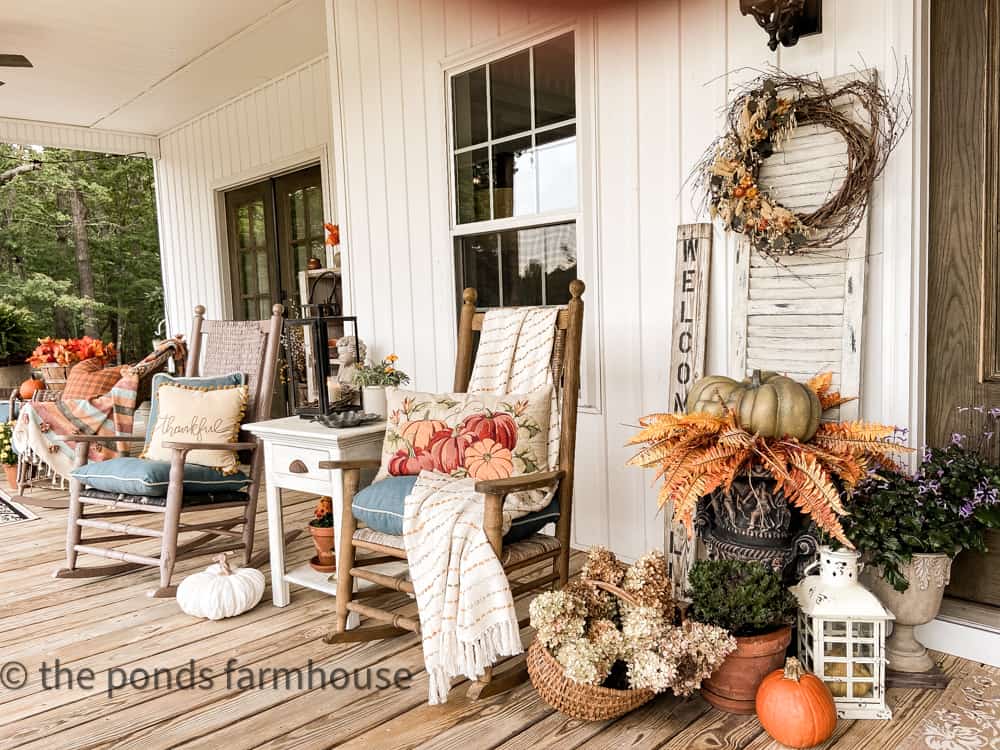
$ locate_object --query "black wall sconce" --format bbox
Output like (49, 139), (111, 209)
(739, 0), (822, 51)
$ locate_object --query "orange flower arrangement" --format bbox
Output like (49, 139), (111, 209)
(27, 336), (116, 367)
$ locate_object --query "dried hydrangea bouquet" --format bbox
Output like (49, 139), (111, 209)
(527, 547), (735, 718)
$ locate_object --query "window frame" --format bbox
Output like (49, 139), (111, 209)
(444, 22), (602, 412)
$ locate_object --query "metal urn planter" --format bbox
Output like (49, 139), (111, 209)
(862, 553), (952, 673)
(695, 473), (817, 583)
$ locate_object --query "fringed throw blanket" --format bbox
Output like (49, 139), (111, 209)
(405, 307), (559, 704)
(13, 338), (186, 481)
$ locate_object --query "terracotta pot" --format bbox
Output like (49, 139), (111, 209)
(2, 464), (17, 487)
(309, 524), (337, 573)
(701, 625), (792, 714)
(862, 553), (952, 673)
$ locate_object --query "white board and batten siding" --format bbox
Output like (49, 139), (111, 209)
(325, 0), (925, 561)
(155, 56), (335, 333)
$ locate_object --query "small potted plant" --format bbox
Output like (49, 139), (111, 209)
(308, 496), (336, 572)
(28, 336), (116, 391)
(353, 353), (409, 419)
(837, 408), (1000, 672)
(687, 559), (798, 714)
(0, 421), (18, 487)
(0, 302), (34, 394)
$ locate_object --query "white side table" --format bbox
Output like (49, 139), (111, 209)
(245, 416), (385, 622)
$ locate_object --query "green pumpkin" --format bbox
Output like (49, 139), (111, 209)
(686, 369), (822, 441)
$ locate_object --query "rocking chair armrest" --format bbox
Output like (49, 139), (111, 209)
(474, 469), (565, 496)
(70, 434), (147, 444)
(317, 459), (381, 471)
(161, 441), (259, 452)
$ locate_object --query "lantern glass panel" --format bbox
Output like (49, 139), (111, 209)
(852, 622), (874, 638)
(824, 620), (848, 638)
(283, 315), (361, 418)
(824, 640), (847, 658)
(853, 642), (874, 658)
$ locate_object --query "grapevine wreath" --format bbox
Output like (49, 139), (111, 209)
(695, 71), (909, 258)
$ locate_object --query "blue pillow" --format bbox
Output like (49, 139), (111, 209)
(72, 457), (250, 497)
(352, 475), (559, 542)
(145, 372), (245, 445)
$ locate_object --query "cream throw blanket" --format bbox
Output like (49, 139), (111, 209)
(404, 307), (560, 704)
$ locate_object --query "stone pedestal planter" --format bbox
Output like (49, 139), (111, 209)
(862, 553), (952, 673)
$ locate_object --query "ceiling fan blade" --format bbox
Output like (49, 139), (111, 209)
(0, 55), (32, 68)
(0, 81), (5, 87)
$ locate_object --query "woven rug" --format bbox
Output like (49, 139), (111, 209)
(0, 494), (38, 526)
(896, 662), (1000, 750)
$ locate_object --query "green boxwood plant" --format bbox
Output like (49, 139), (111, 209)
(686, 559), (798, 637)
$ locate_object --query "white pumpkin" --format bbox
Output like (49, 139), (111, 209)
(176, 554), (265, 620)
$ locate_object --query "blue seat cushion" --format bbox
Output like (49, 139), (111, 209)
(72, 457), (250, 497)
(352, 475), (559, 543)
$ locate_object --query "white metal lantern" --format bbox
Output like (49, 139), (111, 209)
(791, 546), (894, 720)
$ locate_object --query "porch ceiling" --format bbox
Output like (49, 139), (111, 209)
(0, 0), (327, 137)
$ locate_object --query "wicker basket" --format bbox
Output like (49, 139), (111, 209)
(38, 362), (74, 392)
(527, 579), (656, 721)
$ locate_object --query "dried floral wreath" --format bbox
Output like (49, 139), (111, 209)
(695, 70), (909, 257)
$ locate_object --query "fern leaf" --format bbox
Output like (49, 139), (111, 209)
(806, 371), (833, 395)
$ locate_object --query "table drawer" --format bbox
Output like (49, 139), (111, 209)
(270, 444), (331, 484)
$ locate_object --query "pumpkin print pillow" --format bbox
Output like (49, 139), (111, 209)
(376, 386), (552, 482)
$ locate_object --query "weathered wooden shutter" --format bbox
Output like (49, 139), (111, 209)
(730, 74), (872, 420)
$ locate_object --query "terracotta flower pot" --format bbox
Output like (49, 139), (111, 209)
(701, 625), (792, 714)
(862, 553), (952, 673)
(2, 464), (17, 487)
(309, 524), (337, 573)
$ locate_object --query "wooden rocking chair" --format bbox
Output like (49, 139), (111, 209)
(320, 280), (584, 699)
(55, 304), (286, 597)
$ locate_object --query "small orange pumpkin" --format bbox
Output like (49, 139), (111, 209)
(19, 378), (44, 400)
(755, 657), (837, 749)
(399, 419), (448, 450)
(464, 438), (515, 481)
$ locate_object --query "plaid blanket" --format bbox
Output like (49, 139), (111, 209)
(13, 338), (187, 481)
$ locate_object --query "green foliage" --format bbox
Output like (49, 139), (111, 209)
(0, 301), (34, 365)
(0, 421), (16, 466)
(353, 355), (411, 388)
(831, 410), (1000, 592)
(0, 144), (163, 361)
(686, 559), (798, 636)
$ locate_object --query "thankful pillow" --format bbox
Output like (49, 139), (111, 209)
(142, 383), (248, 475)
(376, 386), (552, 482)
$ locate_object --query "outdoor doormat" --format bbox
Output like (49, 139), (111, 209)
(897, 662), (999, 750)
(0, 495), (39, 526)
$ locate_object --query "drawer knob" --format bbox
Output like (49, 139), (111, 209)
(288, 459), (309, 474)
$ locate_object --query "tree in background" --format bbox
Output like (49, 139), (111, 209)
(0, 144), (164, 362)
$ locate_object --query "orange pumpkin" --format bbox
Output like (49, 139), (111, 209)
(461, 411), (518, 450)
(388, 447), (436, 476)
(755, 657), (837, 749)
(464, 438), (515, 480)
(399, 419), (448, 450)
(428, 429), (476, 473)
(19, 378), (44, 400)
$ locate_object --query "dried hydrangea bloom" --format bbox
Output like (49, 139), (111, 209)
(620, 602), (670, 655)
(581, 545), (624, 586)
(563, 578), (617, 621)
(656, 622), (737, 697)
(626, 649), (678, 693)
(555, 638), (613, 687)
(622, 552), (673, 611)
(586, 618), (625, 666)
(529, 590), (587, 650)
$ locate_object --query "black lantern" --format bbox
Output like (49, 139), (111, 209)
(740, 0), (822, 51)
(284, 311), (363, 419)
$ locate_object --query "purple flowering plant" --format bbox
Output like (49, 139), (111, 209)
(833, 407), (1000, 592)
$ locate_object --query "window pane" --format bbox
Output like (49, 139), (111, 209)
(490, 50), (531, 139)
(534, 33), (575, 127)
(493, 136), (536, 219)
(238, 206), (250, 248)
(457, 233), (500, 307)
(536, 125), (577, 213)
(543, 223), (577, 304)
(256, 250), (270, 294)
(290, 189), (306, 241)
(306, 186), (323, 237)
(241, 253), (257, 296)
(455, 148), (491, 223)
(500, 229), (544, 306)
(452, 67), (488, 148)
(250, 202), (265, 246)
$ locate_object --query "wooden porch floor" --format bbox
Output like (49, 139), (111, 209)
(0, 482), (975, 750)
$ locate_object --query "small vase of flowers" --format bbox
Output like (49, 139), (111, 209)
(353, 354), (410, 419)
(308, 496), (336, 573)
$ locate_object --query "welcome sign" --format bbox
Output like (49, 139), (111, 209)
(667, 223), (712, 414)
